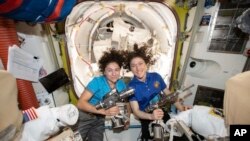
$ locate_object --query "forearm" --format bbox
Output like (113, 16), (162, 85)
(77, 101), (105, 115)
(133, 110), (154, 120)
(126, 102), (131, 117)
(130, 101), (154, 120)
(77, 89), (107, 115)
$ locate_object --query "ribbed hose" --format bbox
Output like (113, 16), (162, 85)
(0, 17), (39, 110)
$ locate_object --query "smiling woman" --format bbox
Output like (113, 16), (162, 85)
(76, 49), (127, 141)
(65, 1), (179, 98)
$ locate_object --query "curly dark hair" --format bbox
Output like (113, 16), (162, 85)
(98, 49), (125, 73)
(123, 45), (155, 71)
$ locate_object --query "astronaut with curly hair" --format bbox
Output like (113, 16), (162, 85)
(76, 49), (128, 141)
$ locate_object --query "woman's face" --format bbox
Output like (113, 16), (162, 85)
(104, 62), (121, 84)
(130, 57), (147, 81)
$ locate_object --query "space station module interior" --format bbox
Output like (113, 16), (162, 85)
(0, 0), (250, 141)
(1, 70), (250, 141)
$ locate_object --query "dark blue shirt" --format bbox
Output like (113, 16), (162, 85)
(128, 72), (166, 111)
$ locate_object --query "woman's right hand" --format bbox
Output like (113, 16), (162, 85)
(105, 106), (120, 116)
(151, 109), (164, 120)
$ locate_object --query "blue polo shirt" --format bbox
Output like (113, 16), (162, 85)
(87, 76), (126, 105)
(128, 72), (166, 111)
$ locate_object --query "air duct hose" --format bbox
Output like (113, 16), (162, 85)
(0, 17), (39, 110)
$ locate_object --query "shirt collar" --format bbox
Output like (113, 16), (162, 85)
(131, 72), (150, 83)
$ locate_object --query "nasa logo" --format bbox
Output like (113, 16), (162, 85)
(154, 81), (160, 88)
